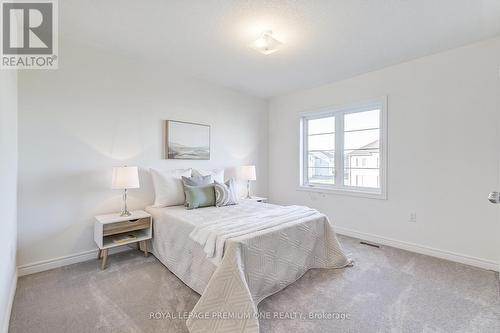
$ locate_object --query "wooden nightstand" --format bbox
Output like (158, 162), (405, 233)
(94, 210), (152, 269)
(241, 196), (268, 203)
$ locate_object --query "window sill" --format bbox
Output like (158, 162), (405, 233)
(297, 185), (387, 200)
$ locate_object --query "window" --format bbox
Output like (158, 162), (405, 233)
(299, 98), (387, 199)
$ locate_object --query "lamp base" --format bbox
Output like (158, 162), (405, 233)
(120, 210), (132, 217)
(120, 189), (132, 217)
(245, 180), (252, 199)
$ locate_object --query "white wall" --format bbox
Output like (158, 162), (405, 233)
(17, 40), (268, 271)
(0, 70), (18, 330)
(269, 37), (500, 268)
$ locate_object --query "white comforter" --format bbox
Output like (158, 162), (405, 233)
(189, 205), (320, 264)
(147, 202), (351, 333)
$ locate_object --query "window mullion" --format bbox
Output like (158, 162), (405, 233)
(335, 113), (344, 187)
(302, 118), (308, 185)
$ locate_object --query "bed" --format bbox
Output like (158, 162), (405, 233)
(146, 200), (351, 333)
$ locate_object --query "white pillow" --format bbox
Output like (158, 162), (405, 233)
(214, 179), (239, 207)
(150, 168), (192, 207)
(192, 169), (224, 183)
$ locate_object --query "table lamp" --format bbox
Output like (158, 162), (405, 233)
(112, 166), (140, 216)
(237, 165), (256, 199)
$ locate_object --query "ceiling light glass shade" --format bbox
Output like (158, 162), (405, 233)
(250, 31), (283, 55)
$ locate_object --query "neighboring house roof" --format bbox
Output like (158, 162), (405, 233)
(309, 140), (379, 160)
(310, 151), (334, 159)
(346, 140), (379, 156)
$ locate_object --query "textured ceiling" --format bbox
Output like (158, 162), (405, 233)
(62, 0), (500, 97)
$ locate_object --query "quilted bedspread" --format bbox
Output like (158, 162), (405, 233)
(183, 204), (352, 333)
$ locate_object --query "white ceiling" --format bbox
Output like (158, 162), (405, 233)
(62, 0), (500, 98)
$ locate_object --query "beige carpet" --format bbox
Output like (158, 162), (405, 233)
(9, 235), (500, 333)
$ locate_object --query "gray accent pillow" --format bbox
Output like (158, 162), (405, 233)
(214, 179), (239, 207)
(182, 175), (213, 187)
(184, 184), (215, 210)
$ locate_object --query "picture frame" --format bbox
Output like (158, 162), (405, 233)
(165, 120), (210, 160)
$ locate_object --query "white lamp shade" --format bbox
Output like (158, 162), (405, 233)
(111, 166), (140, 189)
(237, 165), (256, 181)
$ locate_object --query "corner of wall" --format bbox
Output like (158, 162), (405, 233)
(0, 68), (19, 333)
(1, 269), (17, 333)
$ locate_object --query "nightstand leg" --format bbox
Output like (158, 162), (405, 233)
(101, 249), (108, 269)
(143, 241), (148, 257)
(97, 249), (102, 259)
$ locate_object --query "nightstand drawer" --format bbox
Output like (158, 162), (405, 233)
(103, 217), (150, 236)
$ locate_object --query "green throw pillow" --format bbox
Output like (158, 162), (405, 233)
(184, 184), (215, 209)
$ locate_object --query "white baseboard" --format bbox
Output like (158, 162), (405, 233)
(17, 247), (132, 277)
(335, 226), (499, 272)
(2, 269), (17, 333)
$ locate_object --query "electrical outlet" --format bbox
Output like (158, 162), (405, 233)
(409, 212), (417, 223)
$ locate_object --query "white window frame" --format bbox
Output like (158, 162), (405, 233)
(299, 97), (387, 200)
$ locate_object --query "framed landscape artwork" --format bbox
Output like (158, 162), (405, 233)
(165, 120), (210, 160)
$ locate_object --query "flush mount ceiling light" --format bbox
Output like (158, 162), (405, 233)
(250, 30), (283, 55)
